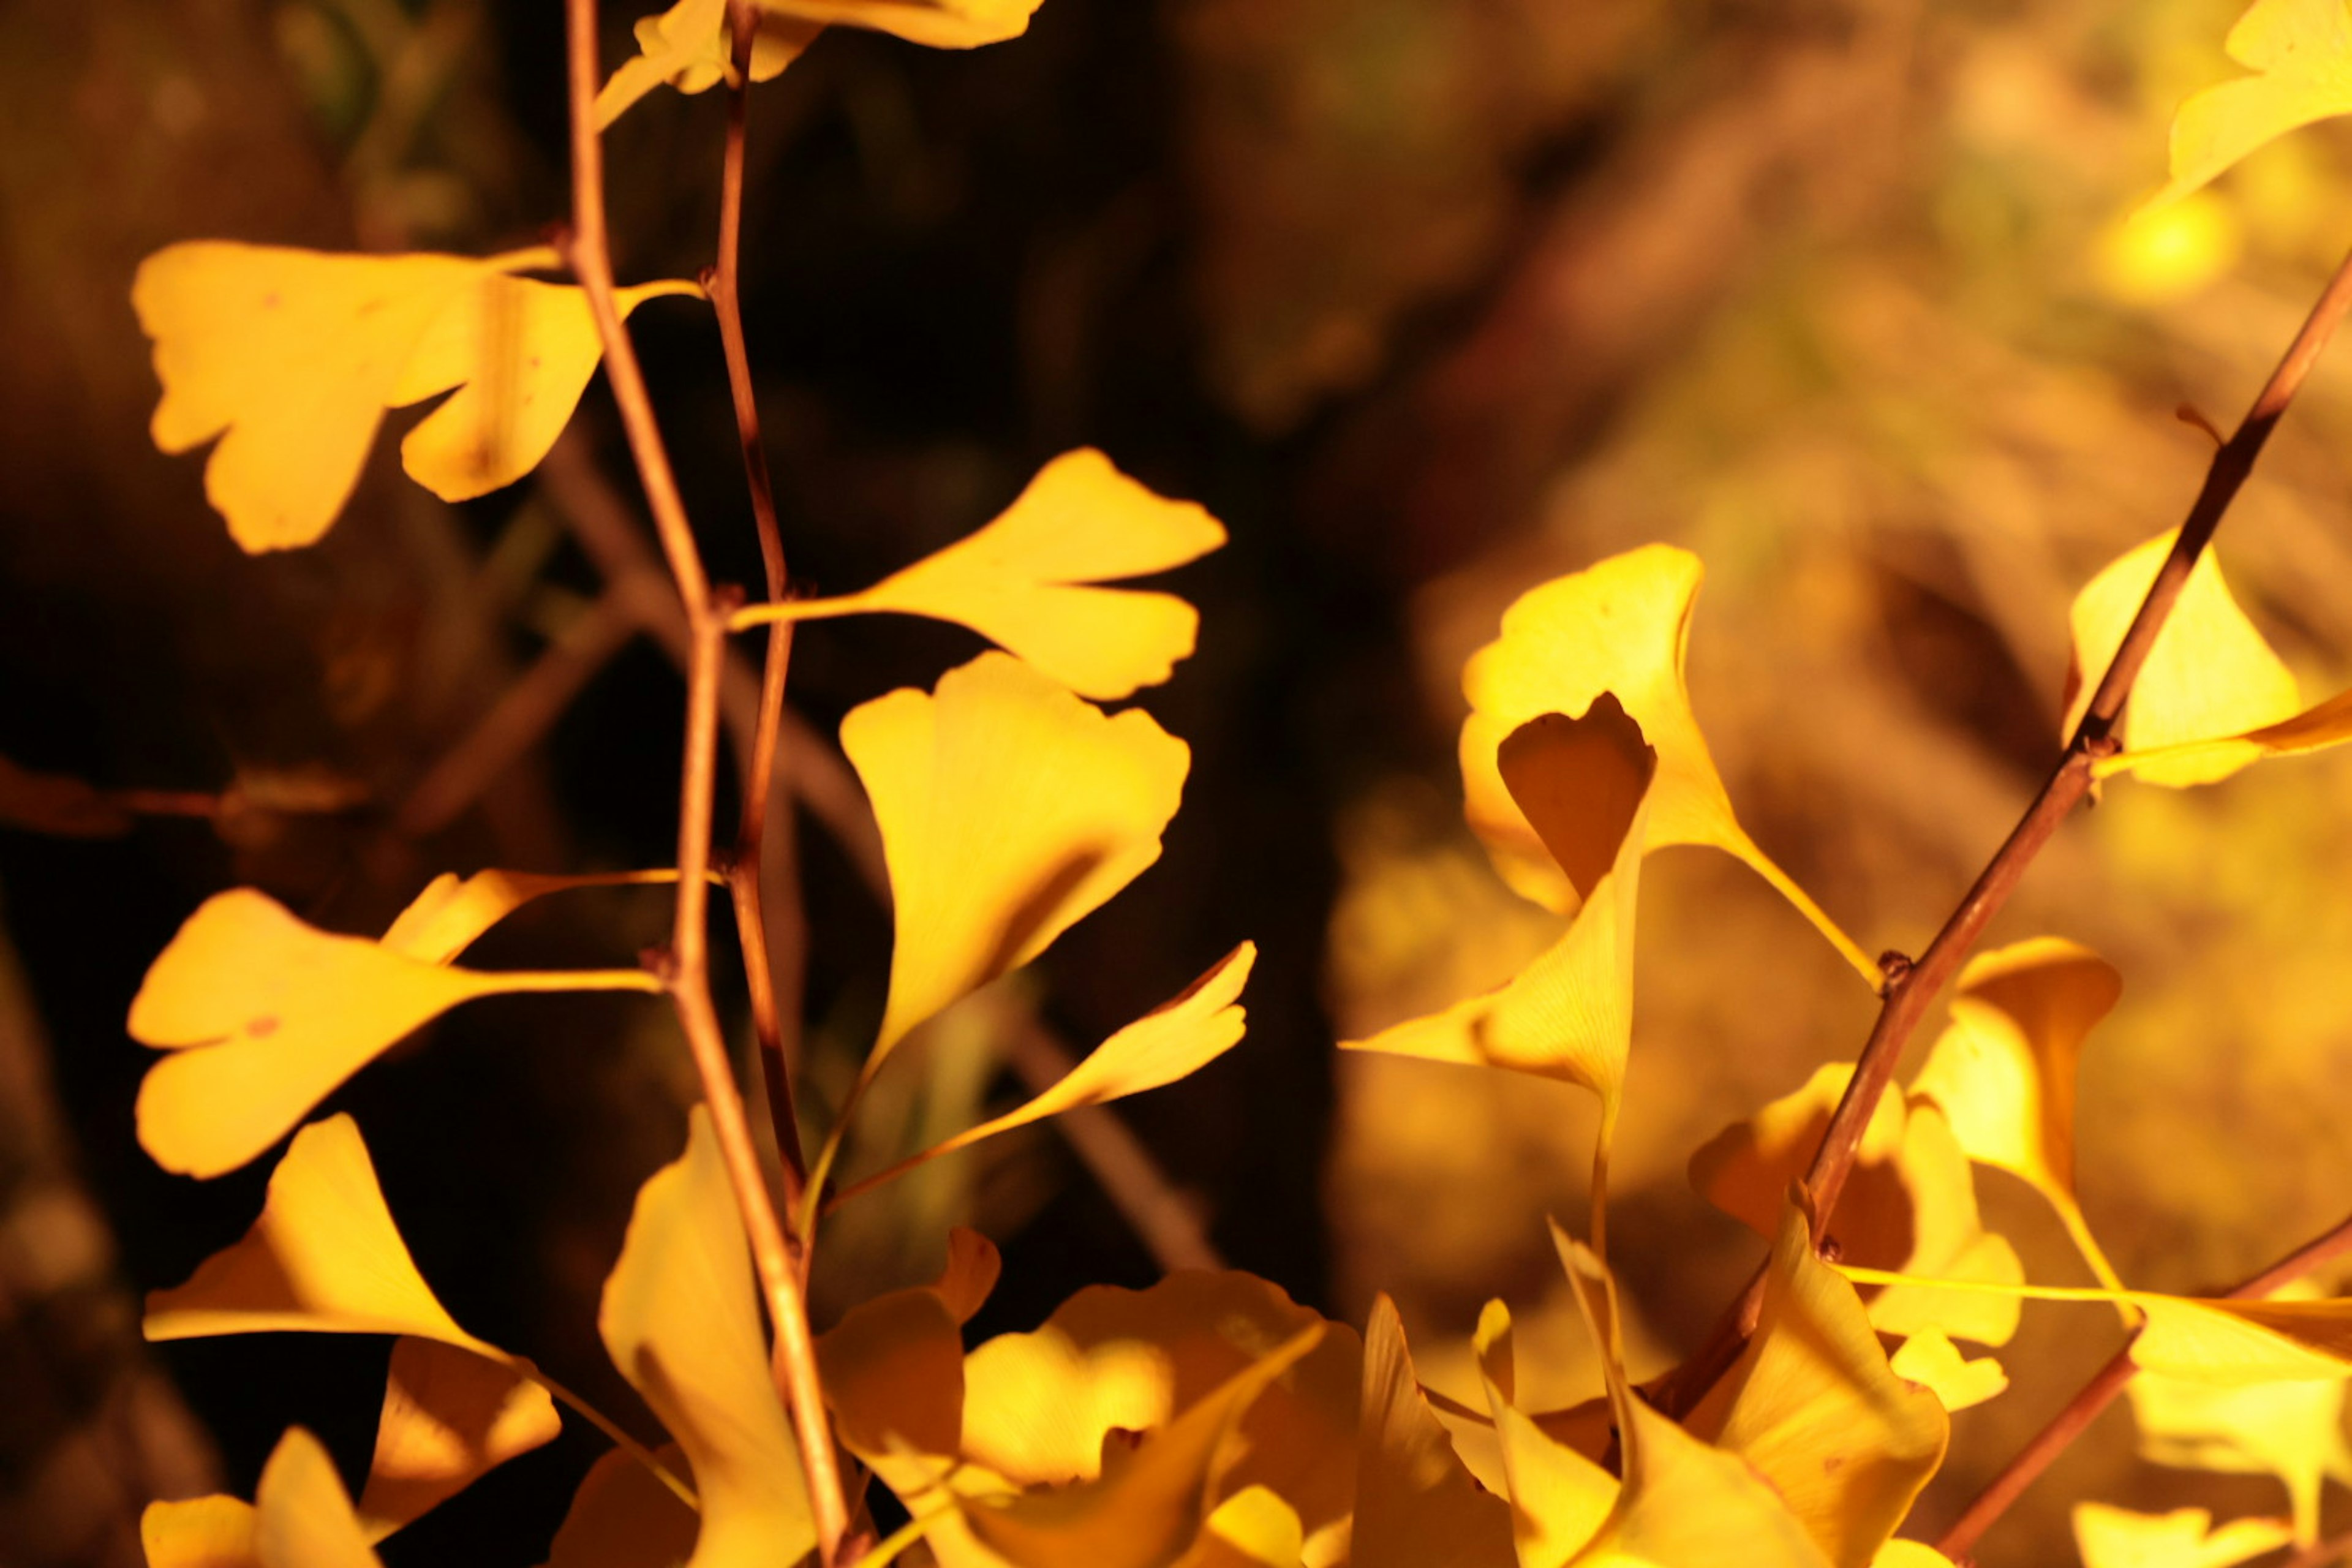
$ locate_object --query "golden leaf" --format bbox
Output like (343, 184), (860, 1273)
(1170, 1487), (1309, 1568)
(1686, 1206), (1949, 1568)
(2151, 0), (2352, 207)
(2130, 1330), (2352, 1540)
(601, 1108), (814, 1568)
(141, 1496), (261, 1568)
(130, 889), (657, 1178)
(252, 1428), (387, 1568)
(596, 0), (823, 126)
(2071, 1502), (2295, 1568)
(751, 0), (1043, 50)
(1355, 1295), (1515, 1568)
(747, 448), (1226, 699)
(842, 651), (1189, 1061)
(2095, 686), (2352, 784)
(1457, 546), (1869, 980)
(539, 1447), (699, 1568)
(358, 1338), (563, 1540)
(2062, 532), (2302, 786)
(1887, 1331), (2007, 1414)
(378, 867), (679, 965)
(1472, 1298), (1618, 1566)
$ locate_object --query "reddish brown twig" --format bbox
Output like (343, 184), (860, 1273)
(559, 2), (848, 1555)
(1936, 1209), (2352, 1558)
(1654, 239), (2352, 1419)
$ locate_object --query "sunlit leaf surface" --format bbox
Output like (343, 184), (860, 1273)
(1887, 1331), (2008, 1413)
(252, 1428), (387, 1568)
(1472, 1297), (1618, 1566)
(751, 0), (1043, 50)
(596, 0), (821, 126)
(357, 1338), (562, 1540)
(1355, 1295), (1515, 1568)
(2071, 1502), (2294, 1568)
(2154, 0), (2352, 206)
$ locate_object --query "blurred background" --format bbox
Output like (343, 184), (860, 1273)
(4, 0), (2352, 1562)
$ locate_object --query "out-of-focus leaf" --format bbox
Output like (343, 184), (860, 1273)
(1686, 1206), (1948, 1568)
(1356, 1295), (1515, 1568)
(2152, 0), (2352, 207)
(842, 651), (1189, 1060)
(538, 1447), (699, 1568)
(595, 0), (822, 126)
(1910, 937), (2128, 1293)
(2071, 1502), (2294, 1568)
(1689, 1064), (2024, 1347)
(145, 1115), (494, 1352)
(357, 1338), (562, 1540)
(141, 1496), (261, 1568)
(0, 755), (134, 837)
(130, 890), (658, 1178)
(2129, 1305), (2352, 1542)
(1553, 1227), (1834, 1567)
(1887, 1331), (2007, 1413)
(753, 448), (1227, 699)
(1869, 1546), (1956, 1568)
(751, 0), (1042, 50)
(1472, 1298), (1617, 1566)
(2061, 532), (2302, 786)
(392, 276), (699, 503)
(601, 1108), (813, 1568)
(841, 944), (1253, 1202)
(252, 1428), (386, 1568)
(1457, 546), (1871, 980)
(2095, 687), (2352, 783)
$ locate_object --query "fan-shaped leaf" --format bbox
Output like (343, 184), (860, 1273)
(2071, 1502), (2294, 1568)
(596, 0), (821, 126)
(752, 0), (1042, 50)
(2152, 0), (2352, 207)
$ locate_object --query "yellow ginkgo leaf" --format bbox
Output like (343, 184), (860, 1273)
(815, 1226), (1002, 1470)
(142, 1496), (261, 1568)
(1888, 1331), (2008, 1413)
(2095, 685), (2352, 783)
(1356, 1295), (1516, 1568)
(1910, 937), (2127, 1293)
(1472, 1298), (1618, 1566)
(1347, 699), (1653, 1252)
(2071, 1502), (2295, 1568)
(392, 276), (700, 503)
(962, 1325), (1327, 1568)
(1458, 546), (1871, 980)
(1687, 1205), (1948, 1568)
(1869, 1547), (1956, 1568)
(741, 448), (1227, 700)
(378, 867), (681, 965)
(842, 650), (1189, 1060)
(253, 1428), (388, 1568)
(1171, 1487), (1308, 1568)
(539, 1447), (699, 1568)
(1553, 1228), (1834, 1568)
(2062, 531), (2302, 786)
(835, 943), (1254, 1205)
(602, 1107), (813, 1568)
(146, 1114), (491, 1352)
(1689, 1064), (2024, 1348)
(357, 1337), (563, 1540)
(2130, 1318), (2352, 1542)
(2152, 0), (2352, 208)
(595, 0), (823, 126)
(752, 0), (1042, 50)
(130, 890), (658, 1178)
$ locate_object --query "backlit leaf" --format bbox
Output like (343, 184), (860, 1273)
(2151, 0), (2352, 207)
(1356, 1295), (1516, 1568)
(601, 1107), (813, 1568)
(253, 1428), (386, 1568)
(1457, 546), (1870, 980)
(2094, 686), (2352, 784)
(2071, 1502), (2294, 1568)
(145, 1114), (492, 1352)
(130, 889), (657, 1178)
(595, 0), (822, 126)
(1472, 1298), (1618, 1566)
(1887, 1331), (2007, 1413)
(751, 0), (1044, 50)
(2129, 1326), (2352, 1541)
(751, 448), (1227, 700)
(378, 867), (679, 965)
(357, 1338), (562, 1540)
(141, 1496), (261, 1568)
(842, 651), (1189, 1060)
(2061, 531), (2301, 786)
(393, 276), (700, 503)
(1910, 937), (2127, 1293)
(1171, 1487), (1308, 1568)
(1686, 1205), (1948, 1568)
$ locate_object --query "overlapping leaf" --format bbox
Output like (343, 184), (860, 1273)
(134, 241), (693, 548)
(596, 0), (823, 126)
(1887, 1331), (2007, 1414)
(1357, 1295), (1515, 1568)
(1911, 938), (2128, 1293)
(601, 1108), (814, 1568)
(2128, 1320), (2352, 1542)
(1685, 1206), (1948, 1568)
(2151, 0), (2352, 207)
(842, 650), (1189, 1061)
(358, 1338), (564, 1540)
(743, 448), (1227, 699)
(2062, 531), (2302, 786)
(2095, 686), (2352, 784)
(1471, 1298), (1618, 1566)
(1457, 546), (1871, 979)
(130, 889), (658, 1178)
(2071, 1502), (2294, 1568)
(377, 866), (680, 965)
(538, 1447), (699, 1568)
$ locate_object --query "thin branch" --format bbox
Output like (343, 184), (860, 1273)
(712, 0), (809, 1194)
(1655, 240), (2352, 1420)
(1936, 1209), (2352, 1559)
(559, 2), (848, 1557)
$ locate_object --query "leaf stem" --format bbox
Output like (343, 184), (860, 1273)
(1654, 239), (2352, 1419)
(560, 2), (848, 1558)
(1934, 1208), (2352, 1559)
